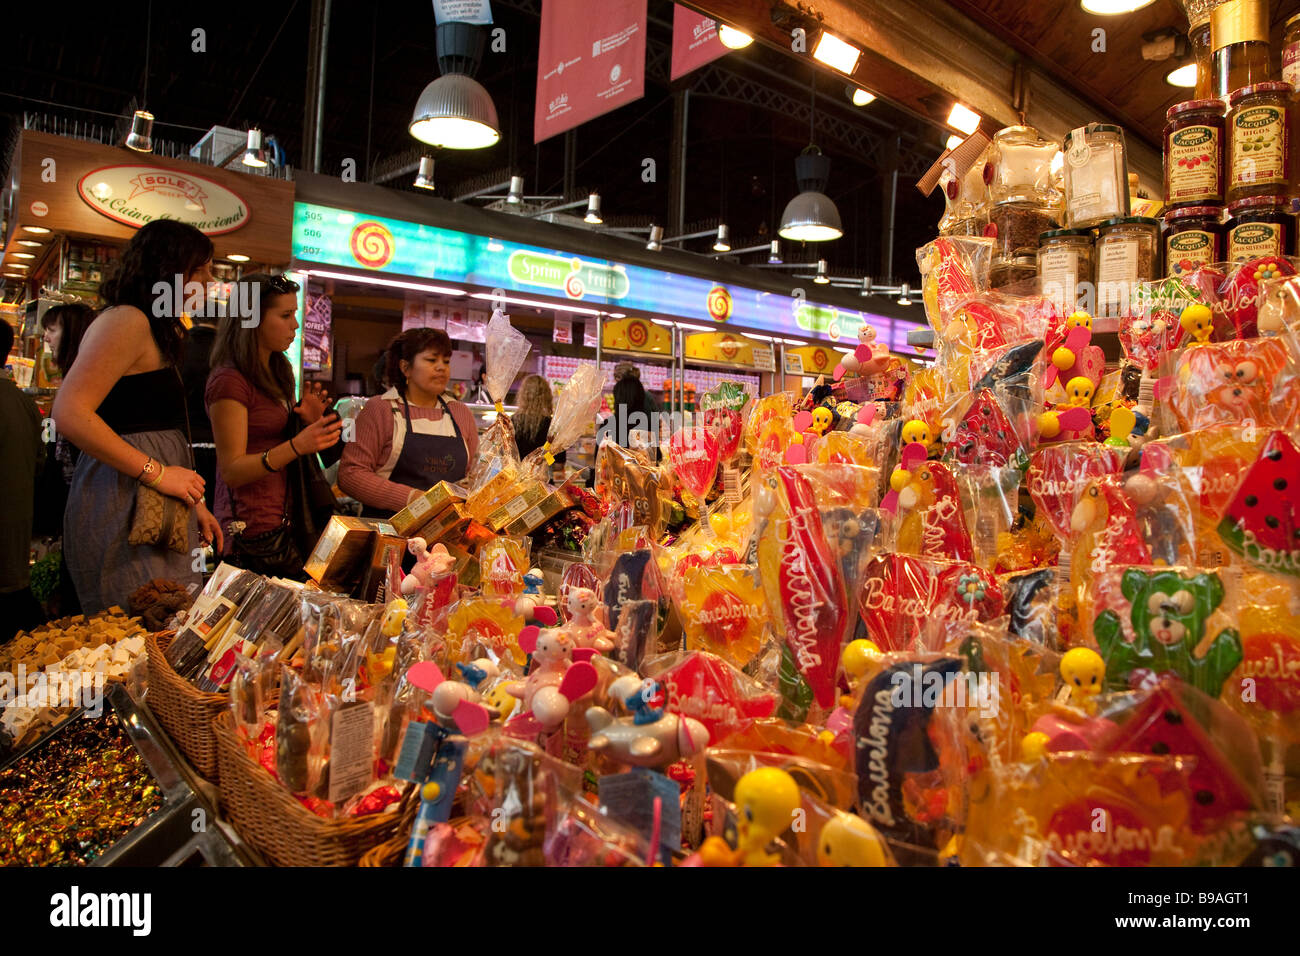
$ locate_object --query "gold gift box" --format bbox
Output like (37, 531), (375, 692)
(305, 516), (397, 590)
(485, 480), (550, 532)
(504, 487), (575, 536)
(420, 502), (474, 546)
(465, 467), (522, 523)
(390, 481), (462, 537)
(357, 531), (406, 604)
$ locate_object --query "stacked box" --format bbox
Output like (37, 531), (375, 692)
(390, 481), (462, 538)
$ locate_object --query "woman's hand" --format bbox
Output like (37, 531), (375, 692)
(195, 501), (224, 554)
(297, 382), (331, 423)
(155, 465), (206, 506)
(295, 412), (344, 454)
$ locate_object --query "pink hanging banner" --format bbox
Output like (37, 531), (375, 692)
(534, 0), (647, 144)
(670, 4), (725, 80)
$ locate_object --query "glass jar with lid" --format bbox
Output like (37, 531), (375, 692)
(1225, 195), (1295, 261)
(1063, 124), (1130, 229)
(1037, 228), (1094, 313)
(1164, 100), (1225, 207)
(1096, 217), (1161, 317)
(1227, 83), (1293, 202)
(987, 201), (1060, 262)
(987, 126), (1060, 205)
(938, 158), (990, 237)
(1163, 206), (1225, 275)
(1179, 0), (1226, 99)
(989, 256), (1037, 289)
(1211, 0), (1272, 101)
(1285, 11), (1300, 92)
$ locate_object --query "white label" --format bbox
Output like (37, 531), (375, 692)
(751, 345), (775, 371)
(504, 494), (532, 518)
(1067, 128), (1090, 168)
(1038, 248), (1080, 311)
(408, 494), (432, 519)
(1096, 239), (1138, 314)
(328, 701), (376, 806)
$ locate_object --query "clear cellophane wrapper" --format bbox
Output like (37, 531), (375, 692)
(933, 289), (1056, 372)
(1153, 332), (1300, 437)
(594, 440), (669, 537)
(859, 553), (1007, 653)
(1256, 274), (1300, 336)
(1214, 256), (1300, 339)
(520, 362), (604, 480)
(543, 774), (648, 866)
(464, 311), (531, 497)
(472, 737), (584, 867)
(916, 236), (994, 330)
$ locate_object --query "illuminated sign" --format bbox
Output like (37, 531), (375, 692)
(291, 202), (922, 349)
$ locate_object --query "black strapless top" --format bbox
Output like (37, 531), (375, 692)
(96, 367), (187, 434)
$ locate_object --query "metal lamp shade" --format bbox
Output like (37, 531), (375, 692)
(409, 74), (501, 149)
(125, 110), (154, 152)
(779, 190), (843, 242)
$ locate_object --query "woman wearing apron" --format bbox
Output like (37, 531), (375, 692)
(339, 328), (479, 517)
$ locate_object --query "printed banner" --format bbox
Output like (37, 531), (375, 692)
(535, 0), (646, 143)
(302, 290), (333, 373)
(432, 0), (492, 25)
(670, 4), (725, 80)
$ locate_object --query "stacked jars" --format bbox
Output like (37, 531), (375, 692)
(985, 126), (1061, 285)
(1096, 217), (1161, 317)
(938, 147), (990, 237)
(1037, 228), (1094, 312)
(1163, 99), (1226, 277)
(1063, 124), (1130, 229)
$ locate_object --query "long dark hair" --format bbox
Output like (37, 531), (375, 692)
(209, 273), (299, 409)
(613, 375), (649, 417)
(384, 327), (452, 398)
(100, 220), (214, 365)
(513, 374), (553, 443)
(40, 303), (98, 375)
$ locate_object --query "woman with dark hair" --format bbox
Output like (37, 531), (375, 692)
(40, 303), (97, 483)
(339, 327), (479, 516)
(611, 374), (657, 456)
(52, 220), (223, 612)
(207, 274), (343, 576)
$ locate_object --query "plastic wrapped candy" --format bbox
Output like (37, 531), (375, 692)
(520, 363), (605, 481)
(859, 553), (1005, 653)
(1065, 475), (1153, 627)
(478, 738), (583, 867)
(916, 236), (994, 329)
(882, 447), (975, 563)
(678, 564), (769, 671)
(1026, 442), (1127, 543)
(640, 649), (779, 746)
(667, 425), (720, 517)
(464, 311), (532, 500)
(1157, 336), (1300, 435)
(1217, 256), (1299, 339)
(1256, 274), (1300, 335)
(1216, 429), (1300, 577)
(443, 598), (530, 670)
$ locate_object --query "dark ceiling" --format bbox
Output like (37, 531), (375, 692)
(0, 0), (955, 290)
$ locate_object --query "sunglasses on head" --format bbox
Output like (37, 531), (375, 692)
(266, 275), (300, 295)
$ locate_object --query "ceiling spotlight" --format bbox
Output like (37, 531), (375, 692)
(125, 110), (154, 152)
(812, 31), (862, 75)
(507, 175), (524, 204)
(409, 73), (501, 149)
(4, 273), (25, 279)
(1165, 62), (1198, 87)
(11, 253), (35, 260)
(713, 224), (731, 252)
(646, 225), (664, 252)
(16, 240), (42, 248)
(946, 134), (964, 151)
(860, 275), (873, 297)
(717, 23), (753, 49)
(946, 102), (981, 136)
(898, 282), (912, 306)
(22, 226), (52, 234)
(851, 87), (876, 107)
(227, 254), (250, 262)
(585, 193), (603, 224)
(7, 263), (28, 269)
(414, 155), (436, 190)
(1080, 0), (1156, 13)
(780, 147), (843, 242)
(767, 240), (783, 264)
(814, 260), (830, 284)
(242, 128), (268, 168)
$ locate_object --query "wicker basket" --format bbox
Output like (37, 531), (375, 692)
(212, 710), (417, 867)
(145, 631), (228, 781)
(359, 832), (410, 868)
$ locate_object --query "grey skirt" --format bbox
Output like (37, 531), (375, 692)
(65, 429), (200, 614)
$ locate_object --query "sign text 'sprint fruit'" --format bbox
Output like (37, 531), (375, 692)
(707, 286), (732, 322)
(349, 221), (396, 269)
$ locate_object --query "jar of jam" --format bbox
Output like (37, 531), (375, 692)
(1225, 194), (1295, 261)
(1096, 217), (1161, 317)
(1285, 11), (1300, 92)
(1164, 100), (1225, 207)
(1163, 206), (1225, 275)
(1180, 0), (1221, 99)
(1228, 83), (1292, 202)
(1037, 228), (1094, 312)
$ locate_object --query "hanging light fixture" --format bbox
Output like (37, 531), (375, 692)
(646, 226), (664, 252)
(780, 147), (843, 242)
(242, 128), (269, 167)
(814, 260), (830, 284)
(713, 224), (731, 252)
(507, 175), (525, 204)
(414, 155), (436, 190)
(850, 87), (876, 107)
(1165, 62), (1197, 87)
(410, 22), (500, 150)
(584, 193), (603, 224)
(767, 240), (783, 264)
(125, 110), (154, 152)
(946, 102), (982, 136)
(717, 23), (754, 49)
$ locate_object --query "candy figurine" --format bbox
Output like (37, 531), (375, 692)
(817, 811), (889, 867)
(900, 419), (934, 450)
(506, 626), (599, 730)
(1179, 303), (1214, 345)
(1068, 477), (1152, 611)
(1103, 406), (1138, 448)
(563, 586), (616, 653)
(403, 538), (457, 598)
(731, 766), (802, 866)
(809, 405), (835, 435)
(1059, 647), (1105, 708)
(513, 568), (559, 626)
(888, 452), (975, 562)
(1043, 310), (1098, 392)
(1062, 376), (1094, 408)
(585, 677), (710, 769)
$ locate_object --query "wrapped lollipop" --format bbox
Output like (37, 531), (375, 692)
(464, 310), (533, 509)
(700, 381), (749, 504)
(520, 363), (605, 481)
(668, 425), (721, 535)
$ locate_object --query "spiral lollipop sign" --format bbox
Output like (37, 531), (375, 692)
(350, 221), (396, 269)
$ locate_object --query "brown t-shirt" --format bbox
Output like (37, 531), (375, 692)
(205, 365), (291, 542)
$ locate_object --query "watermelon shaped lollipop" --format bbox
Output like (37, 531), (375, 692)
(1218, 430), (1300, 577)
(946, 388), (1023, 468)
(668, 426), (720, 504)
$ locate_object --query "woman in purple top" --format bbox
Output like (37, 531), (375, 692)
(206, 273), (342, 577)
